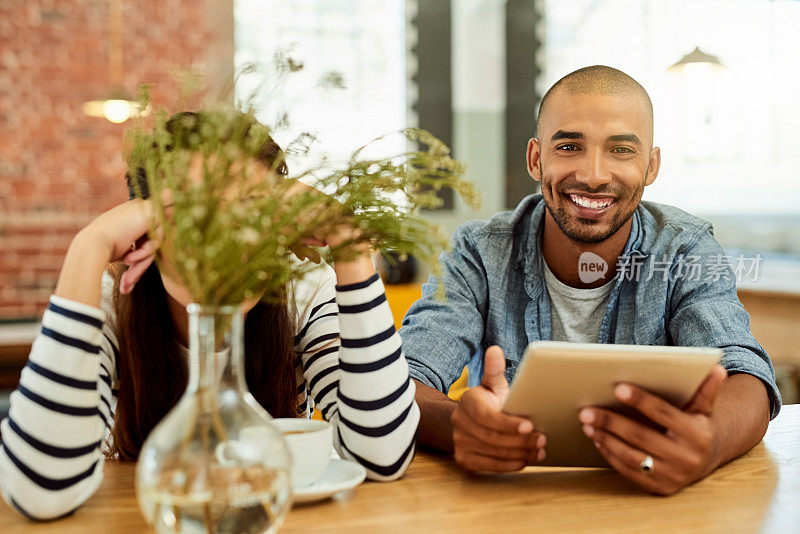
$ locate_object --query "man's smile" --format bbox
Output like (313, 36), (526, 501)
(564, 193), (616, 219)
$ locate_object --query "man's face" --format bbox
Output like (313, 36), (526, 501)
(527, 91), (660, 244)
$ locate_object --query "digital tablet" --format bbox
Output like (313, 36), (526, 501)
(502, 341), (722, 467)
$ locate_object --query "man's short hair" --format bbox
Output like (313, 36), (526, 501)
(536, 65), (654, 144)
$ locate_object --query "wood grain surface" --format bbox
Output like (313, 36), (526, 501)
(1, 405), (797, 534)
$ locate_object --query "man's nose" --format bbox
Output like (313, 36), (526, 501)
(575, 148), (611, 188)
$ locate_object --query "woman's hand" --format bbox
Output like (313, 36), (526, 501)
(56, 199), (162, 306)
(84, 199), (156, 261)
(82, 198), (164, 294)
(281, 181), (374, 285)
(285, 181), (369, 264)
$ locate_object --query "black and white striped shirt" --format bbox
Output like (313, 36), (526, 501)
(0, 264), (418, 520)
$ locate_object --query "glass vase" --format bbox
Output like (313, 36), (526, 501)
(136, 304), (293, 534)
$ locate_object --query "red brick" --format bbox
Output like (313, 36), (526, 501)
(0, 0), (226, 320)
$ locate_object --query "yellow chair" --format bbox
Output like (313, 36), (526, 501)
(384, 283), (469, 401)
(312, 281), (469, 419)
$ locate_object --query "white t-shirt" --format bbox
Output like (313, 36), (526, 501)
(543, 260), (615, 343)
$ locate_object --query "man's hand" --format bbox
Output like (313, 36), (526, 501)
(451, 346), (546, 472)
(579, 365), (728, 495)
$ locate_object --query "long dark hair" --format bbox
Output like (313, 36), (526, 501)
(108, 112), (297, 461)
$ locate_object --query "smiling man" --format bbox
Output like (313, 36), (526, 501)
(399, 66), (780, 495)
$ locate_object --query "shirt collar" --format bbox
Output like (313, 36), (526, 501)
(518, 197), (645, 298)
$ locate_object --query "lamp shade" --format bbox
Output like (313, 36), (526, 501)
(82, 88), (150, 123)
(668, 46), (727, 73)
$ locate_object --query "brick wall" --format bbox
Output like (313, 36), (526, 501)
(0, 0), (232, 319)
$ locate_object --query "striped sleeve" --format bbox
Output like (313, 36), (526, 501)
(297, 268), (419, 481)
(0, 295), (116, 520)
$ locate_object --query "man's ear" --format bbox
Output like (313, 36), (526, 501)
(645, 146), (661, 186)
(527, 138), (542, 181)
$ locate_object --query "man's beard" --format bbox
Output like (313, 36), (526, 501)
(540, 167), (644, 244)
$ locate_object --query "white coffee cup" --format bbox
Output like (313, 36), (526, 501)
(271, 418), (332, 488)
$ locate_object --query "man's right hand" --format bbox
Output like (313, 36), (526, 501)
(450, 345), (546, 472)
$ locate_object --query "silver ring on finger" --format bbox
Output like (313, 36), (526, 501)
(639, 454), (654, 475)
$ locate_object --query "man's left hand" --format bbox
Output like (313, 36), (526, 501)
(579, 365), (728, 495)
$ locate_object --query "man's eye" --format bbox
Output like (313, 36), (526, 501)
(611, 146), (634, 154)
(556, 144), (580, 151)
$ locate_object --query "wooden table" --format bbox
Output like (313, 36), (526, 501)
(2, 405), (798, 534)
(0, 322), (38, 390)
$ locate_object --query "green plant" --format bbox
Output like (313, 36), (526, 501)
(124, 70), (479, 307)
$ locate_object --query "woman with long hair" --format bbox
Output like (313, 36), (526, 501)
(0, 112), (419, 520)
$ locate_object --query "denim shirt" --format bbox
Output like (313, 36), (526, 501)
(400, 195), (781, 418)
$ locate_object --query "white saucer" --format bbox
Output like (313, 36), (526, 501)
(292, 459), (367, 504)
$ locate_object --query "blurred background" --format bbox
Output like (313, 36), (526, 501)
(1, 0), (798, 408)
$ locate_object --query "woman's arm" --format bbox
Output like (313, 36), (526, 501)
(0, 200), (155, 520)
(296, 254), (419, 481)
(0, 292), (119, 520)
(55, 198), (159, 305)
